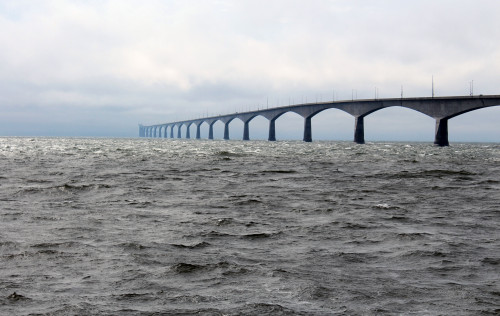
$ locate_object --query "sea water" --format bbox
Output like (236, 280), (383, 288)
(0, 137), (499, 315)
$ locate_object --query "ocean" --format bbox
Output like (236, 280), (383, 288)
(0, 137), (499, 315)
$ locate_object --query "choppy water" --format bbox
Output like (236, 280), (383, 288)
(0, 137), (499, 315)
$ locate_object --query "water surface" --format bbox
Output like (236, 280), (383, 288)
(1, 138), (499, 315)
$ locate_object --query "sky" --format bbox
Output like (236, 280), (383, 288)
(0, 0), (499, 142)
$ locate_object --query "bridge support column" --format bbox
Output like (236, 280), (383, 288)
(268, 119), (276, 141)
(303, 116), (312, 142)
(164, 126), (168, 138)
(434, 118), (449, 146)
(177, 126), (182, 138)
(209, 123), (214, 140)
(243, 121), (250, 140)
(186, 126), (190, 139)
(196, 124), (201, 139)
(224, 122), (230, 140)
(354, 116), (365, 144)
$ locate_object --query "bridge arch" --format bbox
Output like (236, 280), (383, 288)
(310, 108), (354, 141)
(186, 123), (196, 139)
(183, 122), (193, 139)
(274, 111), (304, 141)
(448, 106), (500, 142)
(169, 125), (175, 138)
(246, 114), (269, 140)
(228, 117), (244, 140)
(197, 121), (210, 139)
(364, 106), (435, 142)
(444, 102), (500, 120)
(211, 120), (226, 140)
(218, 117), (235, 140)
(175, 123), (182, 138)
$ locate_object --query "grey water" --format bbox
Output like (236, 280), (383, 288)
(0, 137), (499, 315)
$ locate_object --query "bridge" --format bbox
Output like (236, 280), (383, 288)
(139, 95), (500, 146)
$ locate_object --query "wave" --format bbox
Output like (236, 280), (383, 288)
(388, 169), (477, 179)
(395, 232), (432, 240)
(118, 242), (150, 250)
(262, 170), (297, 174)
(171, 241), (210, 249)
(240, 232), (281, 240)
(232, 303), (301, 315)
(171, 261), (249, 276)
(32, 241), (82, 248)
(234, 199), (262, 206)
(402, 249), (449, 258)
(481, 257), (500, 265)
(15, 183), (112, 196)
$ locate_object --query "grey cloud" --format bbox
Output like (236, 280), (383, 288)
(0, 0), (498, 139)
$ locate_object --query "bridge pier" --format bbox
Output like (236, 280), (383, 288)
(177, 125), (181, 138)
(434, 118), (449, 146)
(196, 124), (201, 139)
(209, 123), (214, 140)
(354, 116), (365, 144)
(164, 126), (168, 138)
(186, 125), (191, 139)
(268, 119), (276, 141)
(243, 121), (250, 140)
(170, 126), (174, 138)
(224, 122), (230, 140)
(303, 116), (312, 142)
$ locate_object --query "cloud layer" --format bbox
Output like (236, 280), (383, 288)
(1, 0), (499, 140)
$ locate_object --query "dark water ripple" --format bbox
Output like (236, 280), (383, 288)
(0, 138), (499, 315)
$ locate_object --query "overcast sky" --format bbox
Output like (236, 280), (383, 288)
(1, 0), (499, 142)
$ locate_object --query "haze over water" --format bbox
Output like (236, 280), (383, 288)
(1, 137), (499, 315)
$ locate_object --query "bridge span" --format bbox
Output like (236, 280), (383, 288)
(139, 95), (500, 146)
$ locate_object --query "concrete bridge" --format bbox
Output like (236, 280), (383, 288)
(139, 95), (500, 146)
